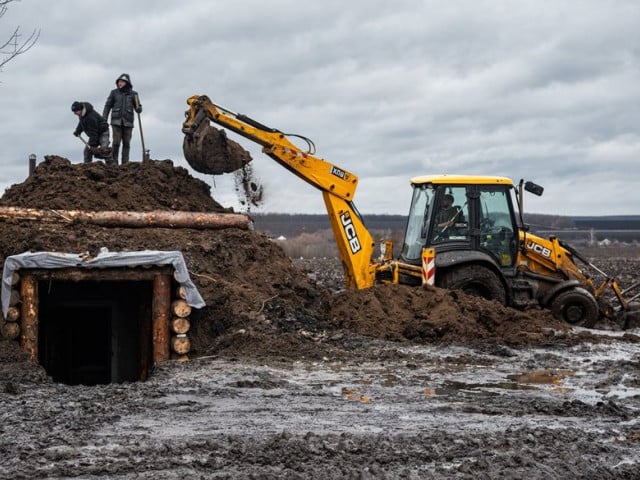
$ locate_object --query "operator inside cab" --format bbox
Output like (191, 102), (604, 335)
(436, 194), (459, 229)
(432, 191), (467, 243)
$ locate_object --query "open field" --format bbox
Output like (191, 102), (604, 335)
(1, 160), (639, 479)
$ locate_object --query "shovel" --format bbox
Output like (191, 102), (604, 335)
(134, 95), (150, 161)
(76, 134), (113, 160)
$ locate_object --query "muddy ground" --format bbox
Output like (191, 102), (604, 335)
(0, 158), (639, 479)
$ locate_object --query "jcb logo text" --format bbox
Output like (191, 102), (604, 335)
(526, 241), (551, 258)
(331, 166), (346, 179)
(341, 212), (361, 254)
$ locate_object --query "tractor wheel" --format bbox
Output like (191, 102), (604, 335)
(440, 265), (506, 305)
(550, 288), (599, 328)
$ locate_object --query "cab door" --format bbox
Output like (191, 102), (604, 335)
(476, 186), (518, 268)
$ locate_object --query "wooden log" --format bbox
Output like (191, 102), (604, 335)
(152, 275), (171, 364)
(20, 275), (38, 360)
(9, 289), (20, 306)
(5, 306), (20, 322)
(171, 353), (190, 362)
(1, 321), (20, 340)
(171, 335), (191, 355)
(0, 206), (251, 230)
(170, 316), (190, 335)
(171, 299), (192, 318)
(175, 285), (187, 300)
(139, 303), (152, 382)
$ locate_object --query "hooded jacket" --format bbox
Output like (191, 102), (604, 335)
(102, 73), (142, 128)
(73, 102), (109, 146)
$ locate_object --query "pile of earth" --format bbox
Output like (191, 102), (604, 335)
(0, 155), (227, 212)
(0, 156), (621, 370)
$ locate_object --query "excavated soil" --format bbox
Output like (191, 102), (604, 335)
(1, 157), (639, 479)
(183, 125), (253, 175)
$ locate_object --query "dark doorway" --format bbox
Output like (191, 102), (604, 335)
(38, 280), (153, 385)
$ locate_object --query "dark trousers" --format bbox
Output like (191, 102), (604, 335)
(112, 126), (133, 164)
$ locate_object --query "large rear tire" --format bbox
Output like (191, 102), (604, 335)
(440, 265), (506, 305)
(550, 288), (599, 328)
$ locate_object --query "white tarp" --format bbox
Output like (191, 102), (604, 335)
(2, 250), (206, 317)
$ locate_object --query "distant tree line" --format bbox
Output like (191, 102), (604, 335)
(252, 212), (582, 239)
(252, 213), (407, 239)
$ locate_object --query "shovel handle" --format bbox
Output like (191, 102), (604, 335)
(76, 134), (89, 146)
(134, 95), (148, 160)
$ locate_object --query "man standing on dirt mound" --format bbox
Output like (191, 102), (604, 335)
(102, 73), (142, 165)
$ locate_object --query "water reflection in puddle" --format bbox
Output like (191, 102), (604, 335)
(421, 370), (576, 397)
(507, 369), (575, 385)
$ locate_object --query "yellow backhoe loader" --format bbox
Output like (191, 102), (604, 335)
(182, 95), (640, 328)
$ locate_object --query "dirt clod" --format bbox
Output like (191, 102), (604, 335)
(234, 163), (264, 209)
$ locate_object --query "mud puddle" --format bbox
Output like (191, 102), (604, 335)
(3, 332), (637, 478)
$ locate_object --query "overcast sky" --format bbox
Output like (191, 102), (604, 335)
(1, 0), (639, 217)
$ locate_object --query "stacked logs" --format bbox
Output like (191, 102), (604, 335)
(1, 271), (21, 340)
(170, 284), (192, 360)
(1, 271), (194, 363)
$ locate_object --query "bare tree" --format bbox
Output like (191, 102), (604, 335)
(0, 0), (39, 70)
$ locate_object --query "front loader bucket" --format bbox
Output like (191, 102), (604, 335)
(183, 123), (252, 175)
(614, 280), (640, 329)
(620, 304), (640, 329)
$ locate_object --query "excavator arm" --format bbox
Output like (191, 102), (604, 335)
(182, 95), (377, 289)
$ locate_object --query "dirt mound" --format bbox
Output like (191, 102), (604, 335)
(0, 157), (621, 364)
(328, 284), (573, 347)
(0, 155), (226, 212)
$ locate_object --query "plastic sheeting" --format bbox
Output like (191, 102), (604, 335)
(2, 250), (206, 317)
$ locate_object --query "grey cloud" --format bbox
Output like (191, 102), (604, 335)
(1, 1), (639, 217)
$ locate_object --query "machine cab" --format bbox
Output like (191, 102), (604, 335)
(400, 175), (519, 269)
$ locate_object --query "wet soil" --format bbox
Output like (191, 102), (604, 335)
(1, 157), (639, 478)
(183, 125), (253, 175)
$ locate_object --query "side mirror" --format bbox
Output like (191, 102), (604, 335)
(524, 181), (544, 196)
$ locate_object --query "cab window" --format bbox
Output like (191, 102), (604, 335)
(478, 188), (516, 266)
(401, 185), (435, 260)
(431, 186), (469, 244)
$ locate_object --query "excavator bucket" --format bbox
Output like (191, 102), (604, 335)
(183, 123), (253, 175)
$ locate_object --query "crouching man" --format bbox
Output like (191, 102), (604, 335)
(71, 101), (113, 164)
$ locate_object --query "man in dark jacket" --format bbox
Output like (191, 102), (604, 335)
(102, 73), (142, 164)
(72, 101), (112, 164)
